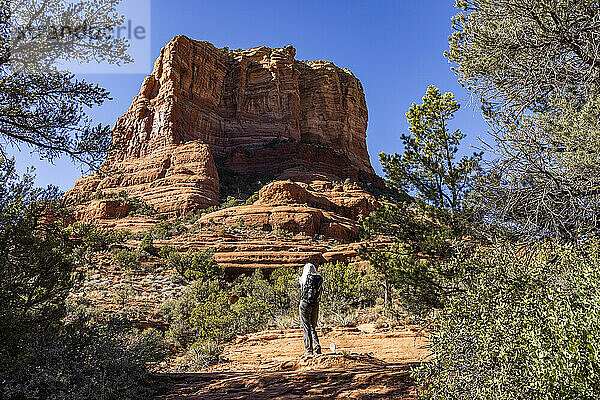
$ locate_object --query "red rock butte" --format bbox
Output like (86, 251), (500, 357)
(66, 36), (390, 274)
(67, 35), (381, 214)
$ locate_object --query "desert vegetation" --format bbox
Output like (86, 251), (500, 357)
(159, 260), (388, 370)
(4, 0), (600, 399)
(369, 1), (600, 398)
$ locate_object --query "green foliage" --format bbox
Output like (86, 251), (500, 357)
(68, 222), (131, 252)
(165, 249), (223, 281)
(127, 197), (156, 217)
(416, 239), (600, 399)
(189, 290), (237, 343)
(189, 291), (271, 344)
(150, 220), (187, 239)
(158, 245), (176, 260)
(0, 163), (166, 399)
(269, 267), (301, 315)
(162, 262), (383, 369)
(3, 303), (167, 400)
(90, 190), (155, 217)
(379, 85), (481, 218)
(185, 340), (223, 369)
(365, 86), (481, 314)
(0, 0), (130, 167)
(68, 223), (132, 270)
(362, 202), (469, 315)
(0, 161), (76, 359)
(410, 5), (600, 397)
(231, 268), (299, 318)
(362, 204), (454, 259)
(217, 167), (274, 203)
(448, 0), (600, 119)
(447, 1), (600, 240)
(112, 248), (142, 271)
(221, 196), (244, 209)
(318, 262), (381, 316)
(161, 277), (271, 348)
(139, 233), (156, 255)
(244, 191), (260, 205)
(162, 268), (299, 350)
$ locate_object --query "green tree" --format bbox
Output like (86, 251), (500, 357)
(0, 0), (129, 167)
(415, 239), (600, 399)
(380, 85), (481, 221)
(0, 160), (75, 361)
(362, 204), (464, 314)
(0, 161), (167, 398)
(448, 0), (600, 239)
(448, 0), (600, 120)
(364, 86), (480, 313)
(166, 249), (223, 281)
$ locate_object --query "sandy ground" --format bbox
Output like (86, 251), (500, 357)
(155, 324), (427, 399)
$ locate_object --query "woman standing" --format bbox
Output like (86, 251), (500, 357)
(298, 263), (323, 357)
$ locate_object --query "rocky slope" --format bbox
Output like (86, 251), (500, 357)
(66, 36), (386, 274)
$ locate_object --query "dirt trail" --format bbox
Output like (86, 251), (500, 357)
(155, 324), (427, 399)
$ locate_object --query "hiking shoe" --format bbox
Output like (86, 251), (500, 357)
(314, 347), (322, 355)
(303, 352), (313, 358)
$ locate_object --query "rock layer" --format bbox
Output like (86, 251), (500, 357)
(199, 178), (379, 243)
(66, 36), (386, 272)
(108, 36), (373, 173)
(69, 141), (219, 215)
(66, 36), (378, 215)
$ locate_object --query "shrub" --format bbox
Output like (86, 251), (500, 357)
(319, 262), (382, 316)
(162, 270), (289, 352)
(269, 267), (301, 315)
(244, 190), (260, 205)
(127, 197), (155, 217)
(165, 249), (223, 281)
(0, 165), (166, 399)
(217, 167), (274, 203)
(331, 311), (358, 327)
(231, 268), (299, 318)
(189, 290), (236, 343)
(112, 248), (142, 270)
(90, 190), (155, 217)
(151, 220), (187, 239)
(185, 284), (271, 344)
(415, 239), (600, 399)
(161, 262), (381, 369)
(161, 279), (226, 348)
(139, 232), (156, 255)
(2, 303), (167, 400)
(229, 296), (272, 335)
(185, 340), (223, 370)
(158, 245), (176, 260)
(274, 314), (298, 330)
(69, 222), (132, 252)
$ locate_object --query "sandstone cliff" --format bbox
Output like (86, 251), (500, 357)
(67, 36), (379, 216)
(66, 36), (386, 277)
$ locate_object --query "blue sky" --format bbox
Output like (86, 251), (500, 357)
(12, 0), (488, 190)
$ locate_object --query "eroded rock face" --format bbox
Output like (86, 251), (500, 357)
(68, 142), (220, 215)
(66, 35), (377, 216)
(108, 36), (373, 173)
(196, 178), (379, 243)
(66, 36), (385, 271)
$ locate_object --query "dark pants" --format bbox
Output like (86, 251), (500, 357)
(299, 300), (320, 354)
